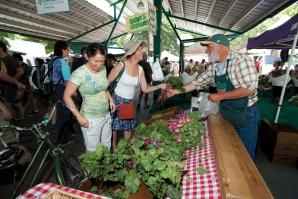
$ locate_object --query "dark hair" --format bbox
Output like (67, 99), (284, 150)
(80, 47), (87, 55)
(54, 40), (68, 57)
(0, 41), (7, 53)
(12, 53), (23, 61)
(86, 43), (105, 58)
(106, 53), (117, 61)
(35, 58), (44, 66)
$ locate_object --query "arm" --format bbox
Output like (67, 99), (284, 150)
(14, 66), (24, 80)
(105, 90), (116, 112)
(208, 87), (252, 103)
(166, 68), (214, 98)
(139, 70), (166, 93)
(0, 72), (25, 89)
(108, 62), (123, 83)
(63, 82), (88, 127)
(209, 55), (257, 103)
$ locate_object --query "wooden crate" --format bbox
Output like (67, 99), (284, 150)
(43, 189), (97, 199)
(259, 119), (298, 167)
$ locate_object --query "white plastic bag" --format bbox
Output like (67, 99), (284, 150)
(271, 74), (290, 86)
(152, 58), (164, 81)
(181, 72), (192, 85)
(198, 92), (219, 117)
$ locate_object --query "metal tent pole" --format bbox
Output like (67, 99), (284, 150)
(274, 28), (298, 123)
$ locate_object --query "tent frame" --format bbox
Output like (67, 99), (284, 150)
(274, 27), (298, 123)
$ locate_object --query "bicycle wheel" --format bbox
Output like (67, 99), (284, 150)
(54, 146), (86, 188)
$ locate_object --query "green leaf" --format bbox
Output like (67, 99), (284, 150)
(161, 164), (181, 184)
(196, 167), (206, 175)
(124, 170), (141, 194)
(116, 169), (128, 183)
(166, 185), (182, 199)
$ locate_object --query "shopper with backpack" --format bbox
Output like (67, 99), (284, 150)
(50, 40), (73, 144)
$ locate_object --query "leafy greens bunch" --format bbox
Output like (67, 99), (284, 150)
(79, 112), (205, 199)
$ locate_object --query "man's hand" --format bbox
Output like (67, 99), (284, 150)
(208, 93), (223, 103)
(165, 88), (179, 99)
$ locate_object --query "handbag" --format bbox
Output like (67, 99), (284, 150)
(118, 103), (135, 120)
(108, 62), (125, 93)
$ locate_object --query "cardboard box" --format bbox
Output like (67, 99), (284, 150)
(259, 119), (298, 166)
(272, 155), (298, 167)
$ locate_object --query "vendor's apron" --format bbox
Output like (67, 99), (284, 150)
(215, 60), (248, 129)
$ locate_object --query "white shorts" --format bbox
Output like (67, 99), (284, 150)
(81, 114), (112, 151)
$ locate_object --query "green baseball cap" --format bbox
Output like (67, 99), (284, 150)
(200, 34), (230, 47)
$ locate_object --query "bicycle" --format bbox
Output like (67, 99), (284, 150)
(0, 102), (86, 199)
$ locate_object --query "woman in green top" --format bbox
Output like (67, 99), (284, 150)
(64, 43), (115, 151)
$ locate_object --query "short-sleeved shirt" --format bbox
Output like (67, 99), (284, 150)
(52, 57), (71, 85)
(70, 65), (109, 117)
(192, 51), (258, 107)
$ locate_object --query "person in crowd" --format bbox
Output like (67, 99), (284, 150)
(269, 60), (286, 103)
(64, 43), (115, 151)
(161, 57), (170, 68)
(105, 53), (118, 77)
(50, 40), (72, 144)
(290, 64), (298, 94)
(137, 52), (153, 109)
(0, 41), (25, 121)
(72, 47), (87, 72)
(108, 40), (166, 152)
(166, 34), (259, 160)
(0, 59), (25, 120)
(192, 60), (205, 75)
(13, 53), (39, 115)
(188, 59), (194, 69)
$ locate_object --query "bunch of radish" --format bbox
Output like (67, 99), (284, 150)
(167, 111), (191, 133)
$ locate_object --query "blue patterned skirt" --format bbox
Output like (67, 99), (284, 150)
(111, 92), (136, 132)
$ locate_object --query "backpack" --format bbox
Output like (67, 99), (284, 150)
(40, 57), (61, 95)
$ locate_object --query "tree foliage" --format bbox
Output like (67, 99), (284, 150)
(0, 31), (54, 54)
(112, 20), (180, 56)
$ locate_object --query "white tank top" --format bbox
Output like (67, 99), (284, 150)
(115, 65), (143, 99)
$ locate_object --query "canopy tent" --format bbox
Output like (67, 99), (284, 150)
(247, 14), (298, 123)
(247, 14), (298, 49)
(161, 51), (179, 61)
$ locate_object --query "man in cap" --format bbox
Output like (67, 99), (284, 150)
(166, 34), (259, 160)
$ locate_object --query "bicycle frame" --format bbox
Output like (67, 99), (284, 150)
(1, 102), (70, 199)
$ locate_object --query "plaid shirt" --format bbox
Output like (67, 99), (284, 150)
(192, 51), (258, 107)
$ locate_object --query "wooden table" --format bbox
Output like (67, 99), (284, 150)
(208, 114), (274, 199)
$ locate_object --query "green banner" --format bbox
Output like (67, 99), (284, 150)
(126, 12), (148, 33)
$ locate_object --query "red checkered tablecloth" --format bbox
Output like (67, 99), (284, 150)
(17, 182), (109, 199)
(182, 121), (221, 199)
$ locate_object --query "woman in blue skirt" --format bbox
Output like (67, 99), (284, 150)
(108, 41), (166, 152)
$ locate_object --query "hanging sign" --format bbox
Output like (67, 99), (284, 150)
(148, 1), (156, 35)
(126, 12), (148, 33)
(35, 0), (70, 15)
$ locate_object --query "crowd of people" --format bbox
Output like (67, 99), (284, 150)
(1, 33), (276, 161)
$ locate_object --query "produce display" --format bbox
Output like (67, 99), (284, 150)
(165, 76), (185, 92)
(79, 112), (206, 199)
(289, 95), (298, 105)
(258, 75), (271, 90)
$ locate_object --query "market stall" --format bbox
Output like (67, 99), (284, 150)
(70, 107), (272, 199)
(247, 14), (298, 123)
(208, 114), (273, 199)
